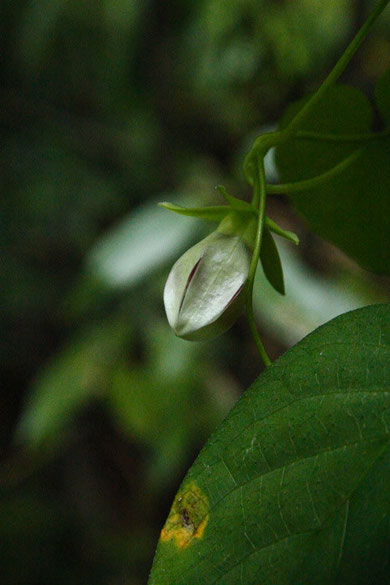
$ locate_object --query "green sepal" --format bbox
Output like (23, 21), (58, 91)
(158, 201), (231, 222)
(216, 185), (256, 213)
(159, 200), (299, 249)
(265, 217), (299, 245)
(217, 211), (257, 250)
(260, 227), (285, 295)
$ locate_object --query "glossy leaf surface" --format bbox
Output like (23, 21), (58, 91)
(148, 304), (390, 585)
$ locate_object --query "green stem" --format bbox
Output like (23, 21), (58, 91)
(267, 148), (363, 195)
(286, 0), (389, 133)
(246, 156), (271, 367)
(295, 127), (390, 143)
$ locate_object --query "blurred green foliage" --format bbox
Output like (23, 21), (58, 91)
(0, 1), (389, 583)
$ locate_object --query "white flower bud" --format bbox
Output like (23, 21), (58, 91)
(164, 231), (251, 341)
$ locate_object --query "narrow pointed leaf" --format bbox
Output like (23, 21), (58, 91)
(260, 227), (285, 295)
(148, 304), (390, 585)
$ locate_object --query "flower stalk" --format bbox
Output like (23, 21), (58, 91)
(246, 155), (271, 367)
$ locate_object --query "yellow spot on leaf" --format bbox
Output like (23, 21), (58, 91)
(160, 482), (209, 549)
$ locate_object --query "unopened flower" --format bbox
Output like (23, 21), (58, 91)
(164, 231), (251, 341)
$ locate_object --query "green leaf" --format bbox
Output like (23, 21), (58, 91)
(159, 201), (232, 222)
(275, 85), (390, 275)
(148, 304), (390, 585)
(260, 228), (285, 295)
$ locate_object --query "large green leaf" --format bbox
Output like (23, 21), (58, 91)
(148, 304), (390, 585)
(275, 80), (390, 275)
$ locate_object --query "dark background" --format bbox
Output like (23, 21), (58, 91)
(1, 1), (389, 583)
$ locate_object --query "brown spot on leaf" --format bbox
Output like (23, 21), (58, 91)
(160, 482), (209, 549)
